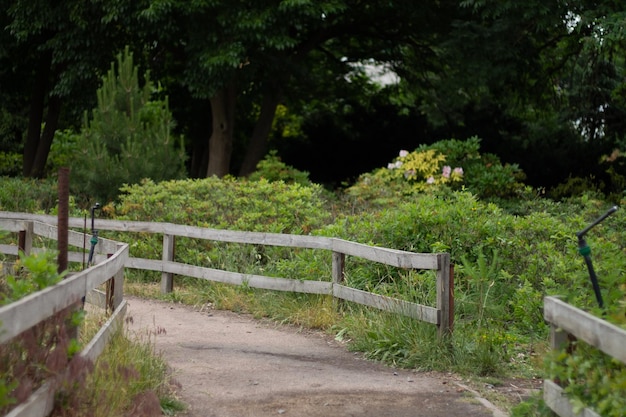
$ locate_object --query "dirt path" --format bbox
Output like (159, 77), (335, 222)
(125, 296), (505, 417)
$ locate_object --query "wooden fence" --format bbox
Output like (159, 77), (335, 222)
(543, 296), (626, 417)
(0, 211), (453, 336)
(0, 212), (452, 416)
(0, 219), (128, 417)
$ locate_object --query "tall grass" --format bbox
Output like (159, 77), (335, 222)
(50, 308), (184, 417)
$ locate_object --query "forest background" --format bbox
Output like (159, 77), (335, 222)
(1, 0), (626, 196)
(2, 1), (626, 416)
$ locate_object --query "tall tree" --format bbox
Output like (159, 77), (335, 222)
(141, 0), (453, 177)
(1, 0), (144, 177)
(394, 0), (626, 186)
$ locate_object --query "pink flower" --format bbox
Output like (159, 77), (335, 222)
(442, 166), (451, 178)
(453, 167), (464, 176)
(399, 150), (409, 158)
(394, 161), (403, 169)
(387, 163), (395, 169)
(426, 176), (435, 184)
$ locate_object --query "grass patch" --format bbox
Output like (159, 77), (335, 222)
(50, 306), (185, 417)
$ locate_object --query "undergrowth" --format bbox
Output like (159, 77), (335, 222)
(3, 138), (626, 416)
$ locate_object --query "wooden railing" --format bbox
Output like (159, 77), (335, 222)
(0, 211), (453, 336)
(0, 212), (452, 416)
(0, 219), (127, 417)
(543, 296), (626, 417)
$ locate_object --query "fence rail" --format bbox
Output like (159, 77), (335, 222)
(0, 219), (127, 417)
(0, 212), (453, 417)
(543, 296), (626, 417)
(0, 211), (453, 336)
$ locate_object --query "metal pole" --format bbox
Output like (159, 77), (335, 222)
(57, 167), (70, 274)
(576, 205), (618, 309)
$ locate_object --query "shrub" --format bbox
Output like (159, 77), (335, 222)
(248, 150), (312, 186)
(0, 153), (21, 176)
(70, 47), (186, 204)
(0, 176), (57, 213)
(115, 176), (330, 233)
(104, 177), (333, 286)
(347, 136), (526, 207)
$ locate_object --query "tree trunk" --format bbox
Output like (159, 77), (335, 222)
(23, 52), (52, 177)
(207, 85), (237, 177)
(30, 95), (62, 178)
(238, 89), (283, 177)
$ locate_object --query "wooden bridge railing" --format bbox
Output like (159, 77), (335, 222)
(0, 210), (452, 417)
(0, 219), (128, 417)
(0, 211), (453, 337)
(543, 296), (626, 417)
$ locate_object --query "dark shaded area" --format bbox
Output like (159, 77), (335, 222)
(276, 102), (430, 188)
(276, 98), (614, 192)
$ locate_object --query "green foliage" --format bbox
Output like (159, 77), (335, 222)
(549, 175), (605, 200)
(47, 129), (81, 174)
(0, 176), (58, 213)
(347, 137), (525, 206)
(308, 190), (626, 386)
(248, 150), (311, 186)
(0, 152), (21, 176)
(71, 47), (186, 203)
(116, 176), (330, 233)
(0, 379), (17, 411)
(548, 341), (626, 417)
(65, 324), (180, 417)
(423, 137), (526, 198)
(1, 251), (64, 305)
(110, 177), (332, 287)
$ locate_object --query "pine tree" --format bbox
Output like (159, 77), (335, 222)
(72, 47), (186, 203)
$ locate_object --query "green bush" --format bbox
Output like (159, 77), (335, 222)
(115, 176), (330, 233)
(70, 47), (186, 204)
(1, 251), (64, 305)
(0, 153), (21, 176)
(548, 341), (626, 417)
(104, 177), (333, 285)
(282, 189), (626, 384)
(248, 150), (312, 186)
(0, 176), (57, 213)
(347, 137), (525, 207)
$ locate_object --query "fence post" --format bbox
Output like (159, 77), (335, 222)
(332, 251), (345, 285)
(161, 234), (175, 293)
(449, 263), (455, 333)
(105, 244), (125, 313)
(18, 221), (33, 256)
(332, 251), (345, 310)
(436, 253), (451, 338)
(547, 297), (570, 351)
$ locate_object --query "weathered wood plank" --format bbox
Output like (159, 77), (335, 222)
(436, 253), (451, 337)
(4, 301), (127, 417)
(32, 221), (120, 254)
(0, 245), (128, 344)
(333, 284), (439, 324)
(330, 239), (439, 269)
(544, 296), (626, 364)
(0, 219), (30, 233)
(543, 379), (601, 417)
(125, 256), (161, 271)
(161, 234), (175, 293)
(81, 300), (127, 362)
(1, 212), (334, 249)
(162, 261), (333, 294)
(4, 381), (54, 417)
(0, 243), (18, 256)
(0, 247), (88, 264)
(86, 289), (107, 309)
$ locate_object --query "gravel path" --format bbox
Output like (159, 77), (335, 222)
(125, 296), (504, 417)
